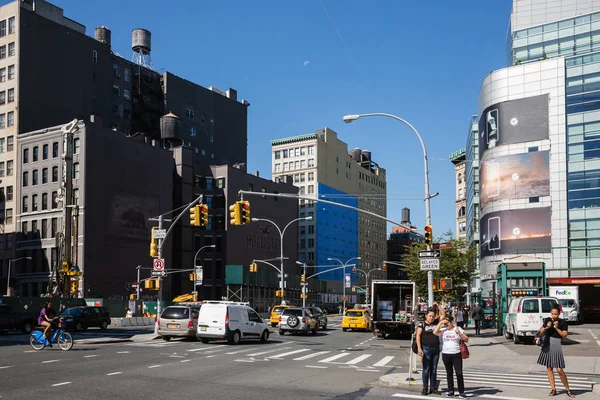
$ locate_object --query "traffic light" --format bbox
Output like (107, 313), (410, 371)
(144, 278), (160, 290)
(70, 280), (79, 295)
(440, 278), (453, 290)
(190, 205), (201, 227)
(301, 274), (306, 282)
(424, 225), (433, 247)
(129, 294), (136, 300)
(249, 263), (258, 272)
(240, 201), (251, 225)
(352, 286), (356, 292)
(229, 203), (241, 226)
(199, 204), (209, 227)
(382, 264), (387, 273)
(150, 228), (158, 258)
(433, 278), (440, 291)
(352, 266), (357, 275)
(189, 272), (197, 281)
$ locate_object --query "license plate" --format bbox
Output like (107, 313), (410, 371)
(350, 324), (356, 328)
(201, 326), (207, 331)
(168, 324), (178, 329)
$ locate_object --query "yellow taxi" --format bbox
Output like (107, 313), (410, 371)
(270, 304), (291, 327)
(342, 309), (372, 332)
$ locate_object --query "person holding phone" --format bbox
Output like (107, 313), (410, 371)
(416, 302), (446, 395)
(538, 304), (575, 398)
(433, 316), (469, 399)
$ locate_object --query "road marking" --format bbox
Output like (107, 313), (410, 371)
(234, 359), (254, 363)
(319, 353), (350, 363)
(589, 329), (598, 340)
(0, 366), (13, 369)
(169, 355), (185, 358)
(106, 372), (122, 376)
(84, 355), (98, 358)
(148, 365), (162, 368)
(117, 351), (130, 354)
(247, 347), (292, 357)
(206, 355), (216, 358)
(267, 349), (311, 359)
(42, 360), (60, 364)
(345, 354), (371, 365)
(180, 359), (191, 363)
(305, 365), (328, 369)
(293, 351), (331, 361)
(373, 356), (395, 367)
(225, 347), (261, 355)
(24, 350), (36, 353)
(597, 340), (600, 348)
(356, 369), (380, 372)
(52, 382), (71, 387)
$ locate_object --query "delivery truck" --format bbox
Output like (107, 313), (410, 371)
(549, 286), (581, 324)
(370, 280), (416, 339)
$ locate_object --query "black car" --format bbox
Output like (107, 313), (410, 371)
(308, 307), (328, 330)
(61, 306), (111, 331)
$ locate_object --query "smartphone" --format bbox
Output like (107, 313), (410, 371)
(487, 109), (499, 145)
(488, 216), (501, 251)
(487, 161), (500, 198)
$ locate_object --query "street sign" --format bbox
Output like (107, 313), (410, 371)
(152, 229), (167, 239)
(153, 258), (165, 272)
(151, 270), (166, 277)
(356, 289), (366, 294)
(342, 296), (348, 301)
(420, 258), (440, 271)
(195, 266), (203, 285)
(439, 242), (452, 249)
(418, 250), (441, 259)
(344, 273), (351, 288)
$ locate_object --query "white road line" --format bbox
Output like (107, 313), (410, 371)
(206, 355), (216, 358)
(169, 355), (185, 358)
(187, 348), (213, 352)
(247, 347), (292, 357)
(117, 351), (130, 354)
(319, 353), (350, 363)
(345, 354), (371, 365)
(51, 382), (71, 387)
(356, 369), (380, 372)
(0, 366), (13, 369)
(225, 347), (262, 355)
(180, 359), (191, 363)
(597, 340), (600, 347)
(234, 359), (254, 363)
(373, 356), (395, 367)
(305, 365), (328, 369)
(84, 355), (98, 358)
(148, 365), (162, 369)
(106, 372), (122, 376)
(589, 328), (598, 340)
(293, 351), (331, 361)
(267, 349), (311, 359)
(42, 360), (60, 364)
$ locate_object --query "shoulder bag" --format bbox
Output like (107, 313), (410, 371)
(460, 339), (470, 359)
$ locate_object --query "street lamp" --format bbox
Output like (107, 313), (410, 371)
(6, 257), (33, 296)
(343, 112), (437, 306)
(191, 245), (215, 300)
(327, 256), (361, 312)
(252, 216), (312, 302)
(193, 244), (216, 266)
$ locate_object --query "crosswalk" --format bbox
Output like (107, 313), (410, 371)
(416, 368), (595, 392)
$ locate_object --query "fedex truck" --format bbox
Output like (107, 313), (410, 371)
(549, 286), (581, 324)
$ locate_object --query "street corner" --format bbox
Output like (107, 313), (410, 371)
(379, 372), (422, 391)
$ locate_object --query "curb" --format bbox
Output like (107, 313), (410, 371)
(379, 373), (422, 390)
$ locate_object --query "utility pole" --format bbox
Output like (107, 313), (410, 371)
(156, 214), (163, 317)
(136, 265), (141, 301)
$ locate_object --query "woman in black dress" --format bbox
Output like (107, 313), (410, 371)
(537, 304), (575, 398)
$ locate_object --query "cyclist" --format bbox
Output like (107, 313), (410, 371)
(38, 301), (54, 344)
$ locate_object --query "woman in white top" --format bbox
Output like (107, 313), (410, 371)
(433, 315), (469, 399)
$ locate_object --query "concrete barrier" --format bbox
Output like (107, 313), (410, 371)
(110, 317), (156, 327)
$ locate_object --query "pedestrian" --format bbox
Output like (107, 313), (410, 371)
(455, 306), (464, 329)
(416, 303), (445, 395)
(538, 304), (575, 398)
(463, 307), (470, 329)
(434, 316), (469, 399)
(472, 303), (484, 335)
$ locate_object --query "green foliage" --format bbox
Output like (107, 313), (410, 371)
(402, 230), (477, 300)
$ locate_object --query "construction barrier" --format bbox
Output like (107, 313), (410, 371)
(110, 317), (156, 327)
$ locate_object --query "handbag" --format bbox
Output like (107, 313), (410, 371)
(535, 331), (550, 347)
(459, 340), (470, 359)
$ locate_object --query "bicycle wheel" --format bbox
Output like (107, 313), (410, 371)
(29, 334), (45, 351)
(57, 331), (73, 351)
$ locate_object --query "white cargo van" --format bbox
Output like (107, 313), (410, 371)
(196, 301), (270, 345)
(504, 296), (561, 344)
(549, 286), (581, 324)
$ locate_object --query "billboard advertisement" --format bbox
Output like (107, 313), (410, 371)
(478, 94), (549, 158)
(480, 207), (551, 258)
(480, 151), (550, 208)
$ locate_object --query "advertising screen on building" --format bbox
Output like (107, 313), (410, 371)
(480, 207), (551, 258)
(478, 94), (549, 158)
(480, 151), (550, 208)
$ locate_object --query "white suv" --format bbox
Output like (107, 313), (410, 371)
(278, 307), (318, 336)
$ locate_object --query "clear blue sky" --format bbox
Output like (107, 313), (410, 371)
(47, 0), (513, 236)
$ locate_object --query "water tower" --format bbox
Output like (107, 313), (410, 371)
(131, 28), (153, 69)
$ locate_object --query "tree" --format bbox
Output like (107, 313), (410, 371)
(402, 230), (477, 302)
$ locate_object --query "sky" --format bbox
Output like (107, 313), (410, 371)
(43, 0), (513, 236)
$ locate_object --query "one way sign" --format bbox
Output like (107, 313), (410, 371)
(418, 250), (441, 258)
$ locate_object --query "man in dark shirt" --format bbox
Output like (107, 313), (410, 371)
(472, 303), (484, 335)
(416, 302), (446, 395)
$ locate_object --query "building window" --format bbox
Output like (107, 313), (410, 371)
(0, 114), (4, 129)
(0, 46), (5, 59)
(112, 63), (120, 77)
(123, 89), (131, 101)
(23, 148), (29, 164)
(185, 108), (194, 118)
(112, 85), (120, 96)
(189, 127), (196, 136)
(22, 171), (28, 187)
(73, 139), (80, 155)
(4, 208), (11, 224)
(458, 188), (463, 199)
(51, 218), (57, 236)
(51, 191), (58, 209)
(8, 42), (14, 57)
(124, 68), (131, 82)
(308, 185), (314, 194)
(52, 142), (58, 158)
(458, 206), (465, 218)
(308, 159), (315, 167)
(0, 68), (5, 82)
(22, 195), (28, 212)
(52, 166), (58, 182)
(6, 160), (12, 175)
(43, 168), (48, 184)
(8, 65), (14, 80)
(7, 111), (14, 127)
(123, 106), (131, 119)
(42, 144), (48, 159)
(73, 163), (80, 180)
(5, 185), (12, 201)
(0, 20), (6, 37)
(42, 193), (48, 210)
(308, 225), (314, 234)
(33, 146), (38, 162)
(32, 194), (38, 211)
(274, 163), (281, 172)
(458, 173), (462, 184)
(308, 238), (314, 248)
(529, 197), (540, 203)
(274, 151), (281, 159)
(32, 169), (38, 185)
(31, 220), (38, 235)
(308, 145), (315, 155)
(41, 219), (47, 238)
(7, 136), (12, 151)
(308, 252), (314, 261)
(8, 17), (15, 34)
(7, 88), (13, 102)
(93, 50), (98, 63)
(21, 221), (26, 233)
(73, 188), (80, 205)
(0, 161), (3, 176)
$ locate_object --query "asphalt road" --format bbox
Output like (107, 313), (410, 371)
(0, 316), (413, 400)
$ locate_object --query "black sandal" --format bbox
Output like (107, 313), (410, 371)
(548, 389), (557, 396)
(566, 390), (575, 398)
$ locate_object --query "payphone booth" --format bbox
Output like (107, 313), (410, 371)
(497, 255), (546, 332)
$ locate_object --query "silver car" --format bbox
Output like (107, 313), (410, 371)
(158, 305), (200, 341)
(278, 307), (318, 336)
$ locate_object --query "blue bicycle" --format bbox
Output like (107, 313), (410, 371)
(30, 317), (73, 351)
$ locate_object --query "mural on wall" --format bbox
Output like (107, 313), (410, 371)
(480, 207), (552, 258)
(105, 193), (159, 243)
(480, 151), (550, 207)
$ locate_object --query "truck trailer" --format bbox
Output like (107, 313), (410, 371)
(370, 280), (416, 339)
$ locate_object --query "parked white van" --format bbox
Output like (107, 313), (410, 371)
(504, 296), (561, 344)
(196, 301), (270, 345)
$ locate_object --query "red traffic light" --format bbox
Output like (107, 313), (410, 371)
(425, 225), (432, 232)
(241, 203), (248, 210)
